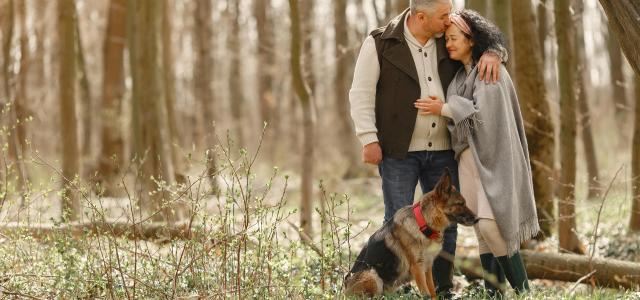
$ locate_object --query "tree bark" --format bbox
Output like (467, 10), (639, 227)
(194, 0), (219, 195)
(300, 0), (315, 98)
(459, 250), (640, 289)
(290, 0), (315, 237)
(227, 0), (245, 148)
(511, 0), (555, 239)
(630, 74), (640, 231)
(555, 0), (585, 254)
(599, 1), (640, 76)
(574, 0), (600, 200)
(58, 0), (80, 222)
(98, 0), (126, 196)
(15, 0), (30, 191)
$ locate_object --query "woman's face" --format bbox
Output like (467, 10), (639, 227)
(445, 25), (473, 63)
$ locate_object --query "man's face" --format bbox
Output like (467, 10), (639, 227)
(416, 2), (452, 36)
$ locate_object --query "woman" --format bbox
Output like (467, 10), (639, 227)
(414, 9), (539, 296)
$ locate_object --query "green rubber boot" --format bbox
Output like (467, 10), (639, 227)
(479, 253), (506, 298)
(495, 252), (530, 294)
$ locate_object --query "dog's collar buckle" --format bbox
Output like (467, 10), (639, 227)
(412, 203), (440, 240)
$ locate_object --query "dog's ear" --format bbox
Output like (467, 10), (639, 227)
(435, 168), (452, 197)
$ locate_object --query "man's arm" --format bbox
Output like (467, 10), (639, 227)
(349, 35), (382, 164)
(477, 44), (509, 84)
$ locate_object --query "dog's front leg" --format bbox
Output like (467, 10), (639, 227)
(425, 265), (437, 299)
(410, 264), (431, 298)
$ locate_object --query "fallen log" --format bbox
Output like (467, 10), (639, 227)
(458, 250), (640, 289)
(0, 221), (209, 241)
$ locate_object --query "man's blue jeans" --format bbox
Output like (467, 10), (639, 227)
(378, 150), (459, 255)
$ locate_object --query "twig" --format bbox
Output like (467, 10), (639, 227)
(589, 166), (624, 263)
(568, 269), (597, 294)
(287, 221), (322, 256)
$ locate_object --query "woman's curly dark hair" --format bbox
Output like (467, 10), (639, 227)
(456, 9), (507, 63)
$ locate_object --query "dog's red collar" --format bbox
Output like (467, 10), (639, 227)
(413, 203), (441, 240)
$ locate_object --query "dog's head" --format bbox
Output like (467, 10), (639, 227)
(429, 168), (477, 226)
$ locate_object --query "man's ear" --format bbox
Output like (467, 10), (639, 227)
(435, 168), (452, 197)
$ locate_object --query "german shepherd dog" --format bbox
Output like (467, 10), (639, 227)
(344, 168), (477, 298)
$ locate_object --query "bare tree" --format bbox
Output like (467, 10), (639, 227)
(537, 0), (548, 62)
(554, 0), (585, 254)
(289, 0), (315, 236)
(511, 0), (555, 239)
(493, 0), (514, 73)
(194, 0), (219, 194)
(604, 17), (628, 124)
(75, 6), (94, 168)
(631, 74), (640, 231)
(58, 0), (80, 222)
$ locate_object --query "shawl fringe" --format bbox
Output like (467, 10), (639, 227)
(454, 113), (483, 142)
(506, 216), (540, 256)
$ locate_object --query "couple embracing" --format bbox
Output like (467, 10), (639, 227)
(349, 0), (538, 298)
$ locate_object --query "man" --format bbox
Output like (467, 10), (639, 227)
(349, 0), (506, 298)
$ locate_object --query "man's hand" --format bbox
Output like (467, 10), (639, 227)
(477, 51), (502, 84)
(414, 96), (444, 115)
(362, 142), (382, 165)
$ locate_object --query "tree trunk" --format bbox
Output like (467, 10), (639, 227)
(574, 0), (600, 200)
(227, 0), (245, 148)
(334, 0), (367, 179)
(75, 7), (94, 170)
(58, 0), (80, 222)
(16, 0), (30, 183)
(393, 0), (406, 17)
(555, 0), (585, 254)
(511, 0), (555, 239)
(130, 0), (177, 223)
(161, 0), (184, 185)
(599, 1), (640, 75)
(290, 0), (314, 237)
(253, 0), (278, 155)
(459, 250), (640, 289)
(194, 0), (219, 195)
(98, 0), (126, 196)
(300, 0), (315, 98)
(630, 74), (640, 231)
(605, 24), (627, 123)
(493, 0), (514, 74)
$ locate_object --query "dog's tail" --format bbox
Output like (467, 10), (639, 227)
(344, 269), (383, 297)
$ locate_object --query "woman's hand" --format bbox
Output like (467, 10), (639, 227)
(414, 96), (444, 115)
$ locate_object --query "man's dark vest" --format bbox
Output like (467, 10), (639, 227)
(371, 9), (461, 159)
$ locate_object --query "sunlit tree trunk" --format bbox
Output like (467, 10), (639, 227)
(630, 74), (640, 231)
(16, 0), (30, 188)
(554, 0), (585, 254)
(574, 0), (600, 199)
(511, 0), (555, 239)
(605, 24), (627, 125)
(290, 0), (315, 237)
(300, 0), (315, 98)
(58, 0), (80, 222)
(75, 7), (94, 170)
(194, 0), (219, 195)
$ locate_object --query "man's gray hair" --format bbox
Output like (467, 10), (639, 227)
(410, 0), (450, 15)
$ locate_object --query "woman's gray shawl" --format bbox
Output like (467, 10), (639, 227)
(445, 65), (539, 256)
